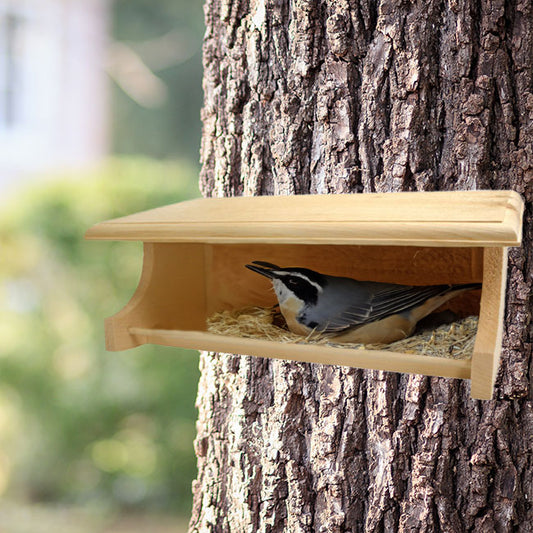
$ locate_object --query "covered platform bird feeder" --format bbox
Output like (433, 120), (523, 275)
(85, 191), (524, 400)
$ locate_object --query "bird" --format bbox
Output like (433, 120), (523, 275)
(245, 261), (481, 344)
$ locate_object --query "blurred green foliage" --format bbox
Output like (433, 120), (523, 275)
(112, 0), (205, 159)
(0, 158), (201, 514)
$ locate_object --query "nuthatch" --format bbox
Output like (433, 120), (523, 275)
(245, 261), (481, 344)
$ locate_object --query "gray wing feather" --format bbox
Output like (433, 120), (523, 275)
(319, 282), (451, 334)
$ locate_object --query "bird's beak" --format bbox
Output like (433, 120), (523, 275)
(245, 261), (279, 279)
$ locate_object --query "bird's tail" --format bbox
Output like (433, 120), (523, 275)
(409, 282), (481, 322)
(451, 282), (482, 292)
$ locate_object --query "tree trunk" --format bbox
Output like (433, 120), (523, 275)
(190, 0), (533, 531)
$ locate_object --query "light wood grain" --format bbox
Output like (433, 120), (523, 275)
(105, 243), (206, 351)
(88, 191), (524, 400)
(470, 247), (508, 399)
(128, 327), (472, 380)
(85, 191), (523, 247)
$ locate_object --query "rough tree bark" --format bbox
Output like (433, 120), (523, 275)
(189, 1), (533, 531)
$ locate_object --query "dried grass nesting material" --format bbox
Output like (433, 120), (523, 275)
(206, 306), (479, 360)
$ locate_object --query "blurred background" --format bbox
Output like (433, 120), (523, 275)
(0, 0), (204, 531)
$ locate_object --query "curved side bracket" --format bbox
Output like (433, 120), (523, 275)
(105, 243), (206, 351)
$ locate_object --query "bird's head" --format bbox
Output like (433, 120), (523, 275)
(245, 261), (325, 308)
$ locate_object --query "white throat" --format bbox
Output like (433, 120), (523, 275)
(272, 278), (303, 306)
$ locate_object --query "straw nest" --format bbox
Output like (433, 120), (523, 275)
(207, 306), (478, 360)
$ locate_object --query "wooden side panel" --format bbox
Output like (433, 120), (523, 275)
(470, 247), (508, 399)
(105, 243), (206, 350)
(206, 243), (483, 315)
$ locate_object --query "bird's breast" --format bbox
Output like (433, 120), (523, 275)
(279, 297), (312, 336)
(331, 314), (415, 344)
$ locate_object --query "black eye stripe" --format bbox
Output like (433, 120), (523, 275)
(282, 276), (319, 305)
(283, 275), (307, 285)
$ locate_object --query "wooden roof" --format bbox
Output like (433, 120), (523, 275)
(85, 190), (523, 247)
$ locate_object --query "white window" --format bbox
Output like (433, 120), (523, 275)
(0, 6), (25, 130)
(0, 0), (108, 186)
